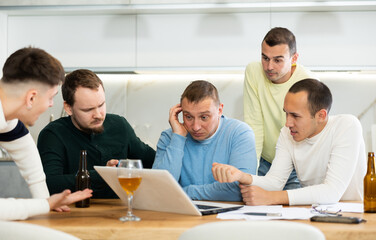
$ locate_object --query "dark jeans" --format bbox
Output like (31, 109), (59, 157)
(257, 157), (301, 190)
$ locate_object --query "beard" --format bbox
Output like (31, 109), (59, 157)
(85, 124), (104, 134)
(72, 116), (105, 134)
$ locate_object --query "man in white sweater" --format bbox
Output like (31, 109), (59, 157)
(0, 47), (92, 220)
(212, 78), (366, 205)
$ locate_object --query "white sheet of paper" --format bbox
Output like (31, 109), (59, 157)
(217, 205), (314, 220)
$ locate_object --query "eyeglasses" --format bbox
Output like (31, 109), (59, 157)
(311, 204), (342, 216)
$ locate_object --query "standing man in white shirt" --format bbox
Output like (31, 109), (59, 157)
(243, 27), (314, 189)
(213, 78), (366, 205)
(0, 47), (92, 220)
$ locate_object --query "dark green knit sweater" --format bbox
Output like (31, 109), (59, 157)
(37, 114), (155, 198)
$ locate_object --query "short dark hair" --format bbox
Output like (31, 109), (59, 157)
(263, 27), (296, 56)
(180, 80), (220, 106)
(62, 69), (104, 106)
(288, 78), (332, 116)
(1, 47), (64, 86)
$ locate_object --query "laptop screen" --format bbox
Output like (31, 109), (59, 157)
(94, 166), (243, 216)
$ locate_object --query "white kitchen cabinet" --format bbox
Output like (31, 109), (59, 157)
(136, 13), (269, 68)
(270, 11), (376, 69)
(7, 15), (137, 69)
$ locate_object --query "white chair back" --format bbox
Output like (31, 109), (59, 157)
(179, 221), (325, 240)
(0, 221), (80, 240)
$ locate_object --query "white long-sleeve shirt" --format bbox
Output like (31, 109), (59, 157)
(252, 114), (367, 205)
(0, 101), (50, 220)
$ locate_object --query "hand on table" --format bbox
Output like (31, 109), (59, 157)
(49, 189), (93, 212)
(106, 159), (119, 167)
(240, 185), (289, 206)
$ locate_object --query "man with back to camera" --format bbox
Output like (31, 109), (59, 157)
(244, 27), (315, 189)
(37, 69), (155, 198)
(0, 47), (92, 221)
(153, 80), (257, 201)
(213, 79), (366, 205)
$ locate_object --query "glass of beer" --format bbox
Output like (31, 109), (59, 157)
(118, 159), (143, 222)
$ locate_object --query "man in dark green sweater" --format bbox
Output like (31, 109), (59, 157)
(37, 69), (155, 198)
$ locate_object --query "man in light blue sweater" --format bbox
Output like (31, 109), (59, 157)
(153, 80), (257, 201)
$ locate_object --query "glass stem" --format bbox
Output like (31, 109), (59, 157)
(127, 192), (134, 217)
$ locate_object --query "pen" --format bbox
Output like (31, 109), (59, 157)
(244, 212), (282, 217)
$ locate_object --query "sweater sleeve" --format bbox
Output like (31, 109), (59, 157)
(243, 63), (264, 161)
(1, 120), (49, 198)
(37, 128), (76, 195)
(183, 182), (243, 201)
(123, 118), (156, 169)
(153, 131), (186, 181)
(252, 130), (294, 191)
(0, 198), (49, 220)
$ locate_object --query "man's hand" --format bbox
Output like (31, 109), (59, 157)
(48, 189), (93, 212)
(106, 159), (119, 167)
(169, 104), (187, 137)
(212, 163), (252, 185)
(240, 185), (288, 205)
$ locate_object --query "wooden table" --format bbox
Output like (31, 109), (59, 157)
(22, 199), (376, 240)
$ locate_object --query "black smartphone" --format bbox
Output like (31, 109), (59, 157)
(310, 215), (366, 224)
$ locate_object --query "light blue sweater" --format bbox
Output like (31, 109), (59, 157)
(153, 116), (257, 201)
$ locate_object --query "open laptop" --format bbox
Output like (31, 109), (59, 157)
(94, 166), (243, 216)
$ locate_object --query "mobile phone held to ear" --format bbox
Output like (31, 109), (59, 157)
(310, 215), (366, 224)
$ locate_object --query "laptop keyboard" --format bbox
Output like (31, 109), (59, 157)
(196, 204), (218, 210)
(195, 204), (243, 215)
